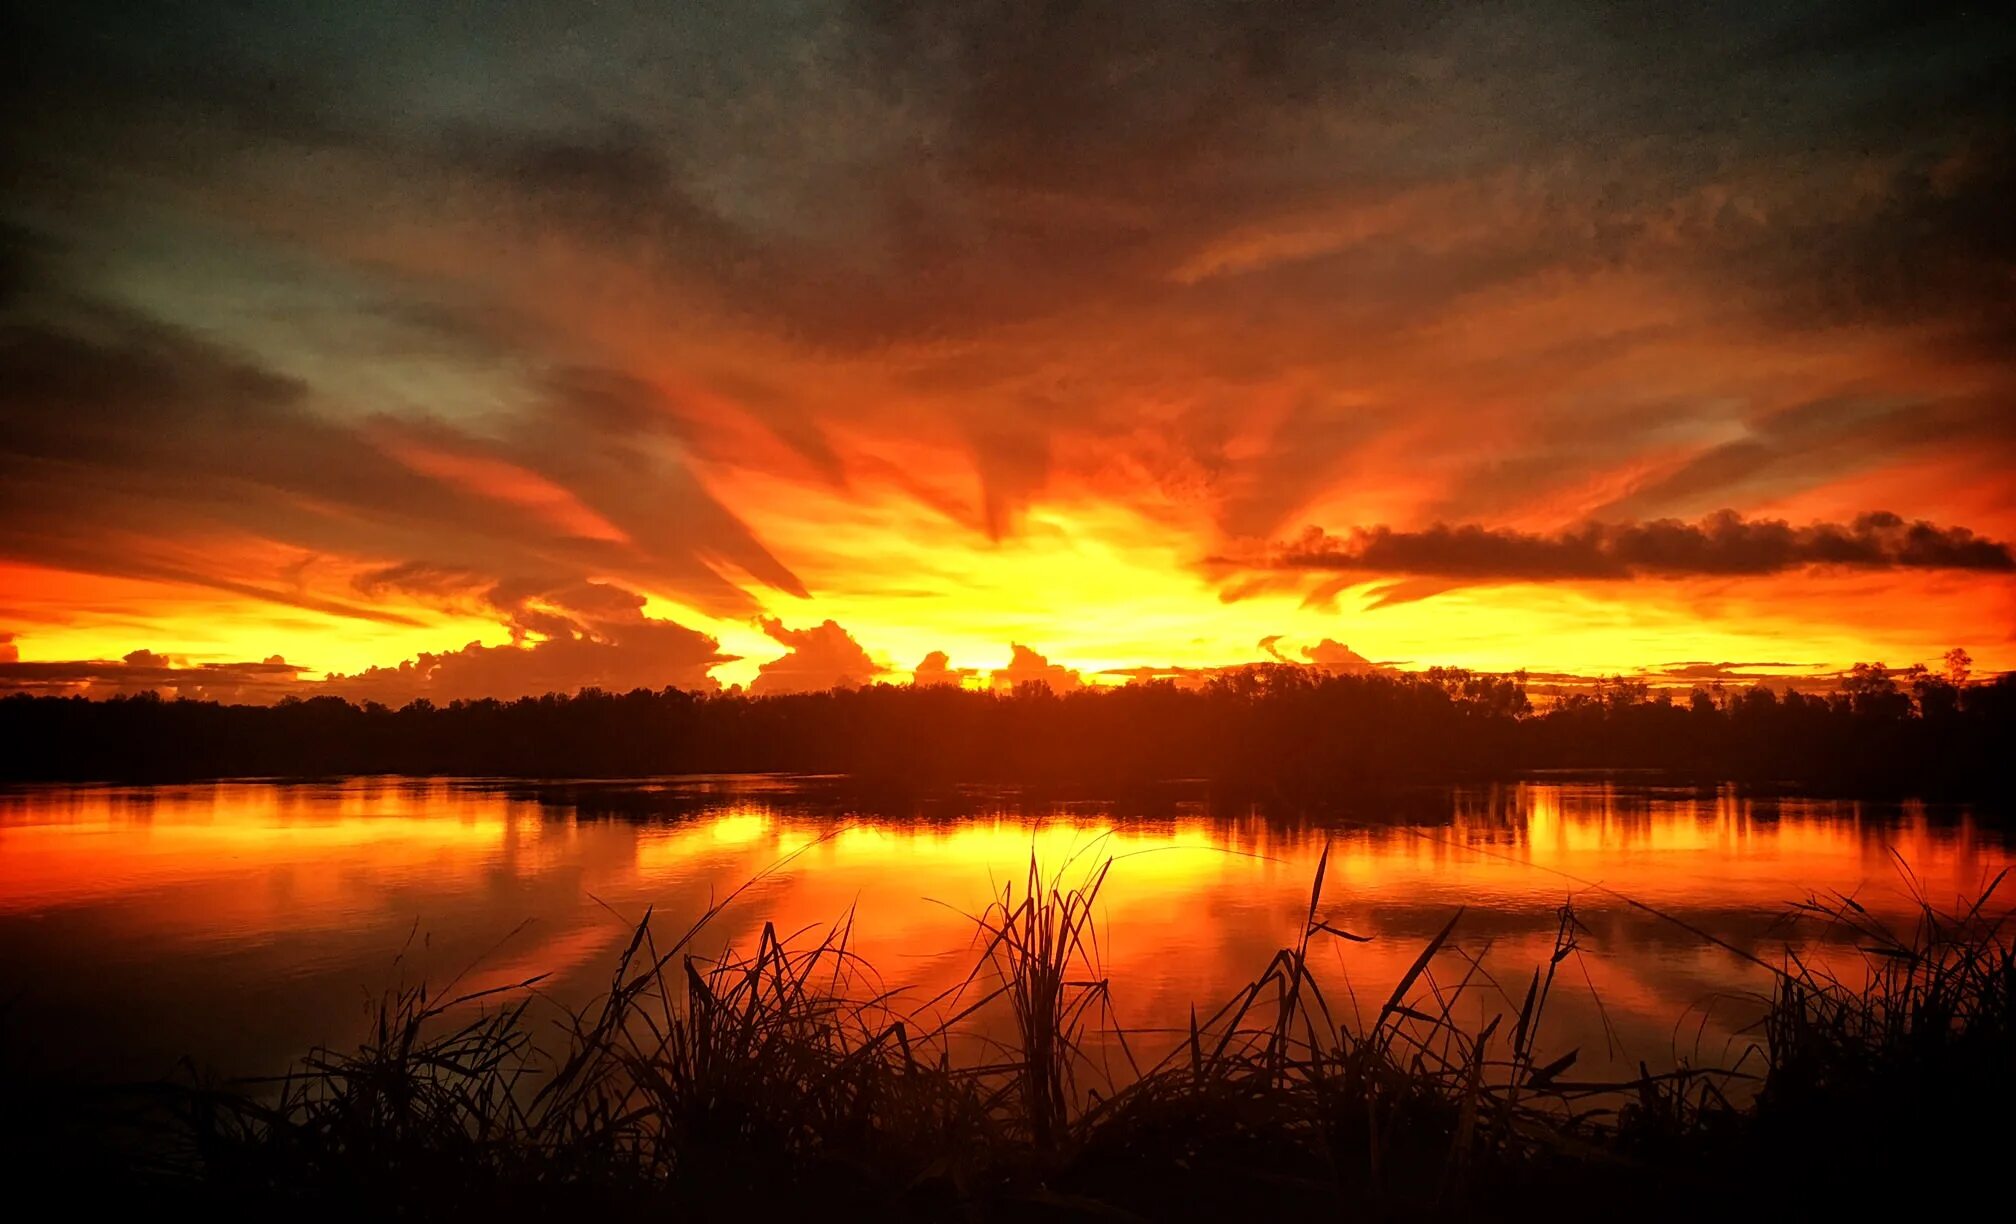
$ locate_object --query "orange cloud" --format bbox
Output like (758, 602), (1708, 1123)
(322, 582), (732, 703)
(0, 644), (306, 701)
(991, 645), (1082, 693)
(747, 618), (882, 695)
(912, 651), (976, 687)
(380, 439), (631, 544)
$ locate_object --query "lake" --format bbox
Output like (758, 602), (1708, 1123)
(1, 776), (2009, 1089)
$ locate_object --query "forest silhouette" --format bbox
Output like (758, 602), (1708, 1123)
(4, 662), (2009, 792)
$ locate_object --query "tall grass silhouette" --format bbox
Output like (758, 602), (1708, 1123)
(18, 851), (2012, 1216)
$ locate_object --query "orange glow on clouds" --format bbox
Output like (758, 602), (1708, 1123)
(381, 440), (632, 545)
(2, 4), (2012, 697)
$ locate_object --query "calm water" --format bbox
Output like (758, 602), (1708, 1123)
(1, 777), (2009, 1086)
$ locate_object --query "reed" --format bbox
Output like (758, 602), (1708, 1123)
(1744, 864), (2016, 1176)
(22, 850), (2014, 1216)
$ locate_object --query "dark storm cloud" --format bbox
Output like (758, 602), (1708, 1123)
(1261, 510), (2014, 581)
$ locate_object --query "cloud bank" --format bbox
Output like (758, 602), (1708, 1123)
(0, 649), (305, 701)
(1260, 511), (2014, 582)
(321, 582), (733, 705)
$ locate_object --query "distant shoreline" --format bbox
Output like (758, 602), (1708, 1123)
(5, 665), (2010, 797)
(7, 665), (2007, 798)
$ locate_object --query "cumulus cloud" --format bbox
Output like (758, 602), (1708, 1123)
(1301, 639), (1381, 674)
(911, 650), (976, 687)
(1257, 511), (2015, 582)
(1258, 634), (1381, 674)
(990, 644), (1081, 693)
(746, 618), (882, 695)
(322, 581), (733, 704)
(1, 602), (872, 706)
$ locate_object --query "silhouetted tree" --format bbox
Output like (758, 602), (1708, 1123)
(1, 664), (2008, 794)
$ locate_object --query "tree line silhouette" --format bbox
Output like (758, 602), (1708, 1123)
(2, 663), (2009, 793)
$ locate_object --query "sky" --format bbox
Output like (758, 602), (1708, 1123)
(1, 1), (2012, 702)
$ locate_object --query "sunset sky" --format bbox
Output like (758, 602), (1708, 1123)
(3, 2), (2012, 701)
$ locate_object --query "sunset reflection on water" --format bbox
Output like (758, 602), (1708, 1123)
(1, 777), (2007, 1084)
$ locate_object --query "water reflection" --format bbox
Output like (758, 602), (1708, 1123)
(0, 778), (2006, 1084)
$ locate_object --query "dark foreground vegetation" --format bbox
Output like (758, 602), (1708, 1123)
(4, 662), (2011, 793)
(6, 854), (2011, 1219)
